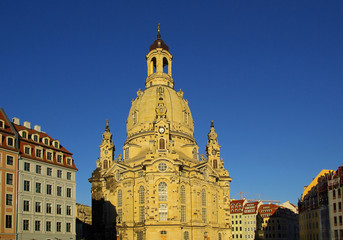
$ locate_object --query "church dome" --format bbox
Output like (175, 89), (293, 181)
(126, 86), (194, 139)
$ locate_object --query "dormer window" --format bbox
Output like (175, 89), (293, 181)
(66, 158), (72, 166)
(36, 148), (43, 159)
(0, 120), (4, 129)
(46, 151), (53, 161)
(43, 137), (49, 145)
(32, 134), (39, 142)
(24, 146), (31, 155)
(21, 131), (28, 139)
(53, 140), (60, 149)
(7, 137), (14, 147)
(56, 154), (63, 164)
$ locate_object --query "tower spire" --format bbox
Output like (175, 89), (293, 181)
(157, 23), (161, 38)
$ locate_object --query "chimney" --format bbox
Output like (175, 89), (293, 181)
(34, 125), (41, 132)
(12, 117), (20, 125)
(23, 121), (31, 129)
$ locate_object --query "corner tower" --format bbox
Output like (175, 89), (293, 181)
(90, 26), (232, 240)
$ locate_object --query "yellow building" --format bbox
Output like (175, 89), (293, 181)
(89, 28), (232, 240)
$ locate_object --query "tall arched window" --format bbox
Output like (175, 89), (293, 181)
(159, 139), (165, 149)
(184, 231), (189, 240)
(158, 182), (167, 201)
(202, 189), (206, 206)
(181, 186), (186, 204)
(163, 57), (168, 73)
(213, 159), (218, 169)
(139, 186), (145, 204)
(218, 233), (222, 240)
(103, 160), (108, 169)
(118, 190), (122, 207)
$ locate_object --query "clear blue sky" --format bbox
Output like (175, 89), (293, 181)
(1, 0), (342, 206)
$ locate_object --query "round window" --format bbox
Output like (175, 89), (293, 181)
(158, 163), (167, 172)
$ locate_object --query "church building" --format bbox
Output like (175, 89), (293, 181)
(89, 27), (232, 240)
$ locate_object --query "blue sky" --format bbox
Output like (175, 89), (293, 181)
(1, 0), (342, 205)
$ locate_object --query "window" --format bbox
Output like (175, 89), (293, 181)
(117, 209), (122, 223)
(137, 231), (143, 240)
(213, 159), (218, 169)
(181, 185), (186, 204)
(124, 148), (129, 160)
(159, 139), (165, 149)
(139, 206), (145, 222)
(202, 208), (207, 223)
(57, 170), (62, 178)
(53, 141), (59, 148)
(56, 222), (61, 232)
(6, 215), (12, 228)
(57, 154), (62, 163)
(36, 165), (41, 174)
(36, 149), (42, 158)
(66, 222), (71, 232)
(333, 189), (336, 198)
(22, 131), (27, 138)
(46, 203), (52, 214)
(44, 138), (49, 145)
(7, 155), (14, 165)
(57, 204), (62, 214)
(6, 194), (13, 206)
(334, 203), (337, 212)
(67, 172), (72, 180)
(219, 233), (222, 240)
(67, 188), (72, 198)
(23, 220), (29, 231)
(33, 134), (38, 142)
(47, 167), (52, 176)
(6, 173), (13, 185)
(338, 189), (342, 198)
(202, 189), (206, 206)
(7, 137), (14, 147)
(35, 202), (41, 212)
(35, 220), (41, 231)
(36, 182), (41, 193)
(158, 182), (167, 201)
(23, 200), (30, 211)
(47, 151), (52, 161)
(46, 221), (51, 232)
(24, 180), (30, 191)
(193, 147), (197, 160)
(184, 231), (189, 240)
(161, 230), (167, 235)
(46, 184), (52, 195)
(0, 120), (4, 128)
(159, 203), (168, 221)
(24, 146), (31, 155)
(24, 162), (30, 171)
(339, 202), (342, 211)
(118, 189), (122, 207)
(181, 205), (186, 222)
(67, 158), (72, 165)
(139, 186), (145, 204)
(66, 205), (71, 215)
(158, 162), (167, 172)
(57, 186), (62, 196)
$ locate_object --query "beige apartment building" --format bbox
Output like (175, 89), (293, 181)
(89, 29), (232, 240)
(0, 108), (19, 240)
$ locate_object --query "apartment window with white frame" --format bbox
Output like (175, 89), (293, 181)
(36, 165), (41, 174)
(36, 182), (41, 193)
(23, 220), (29, 231)
(57, 186), (62, 196)
(24, 162), (30, 171)
(6, 155), (14, 165)
(23, 200), (30, 211)
(57, 169), (62, 178)
(46, 221), (51, 232)
(6, 173), (13, 185)
(24, 146), (31, 155)
(5, 215), (12, 228)
(36, 148), (42, 158)
(6, 194), (13, 206)
(47, 167), (52, 176)
(66, 205), (71, 215)
(56, 204), (62, 215)
(35, 202), (41, 213)
(56, 222), (61, 232)
(66, 222), (71, 232)
(67, 188), (72, 198)
(24, 180), (30, 191)
(46, 203), (52, 214)
(47, 151), (53, 161)
(46, 184), (52, 195)
(35, 220), (41, 231)
(57, 154), (62, 163)
(67, 172), (72, 180)
(7, 137), (14, 147)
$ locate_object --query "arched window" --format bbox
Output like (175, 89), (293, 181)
(159, 139), (165, 149)
(193, 147), (197, 160)
(158, 182), (167, 201)
(181, 186), (186, 204)
(151, 57), (157, 74)
(118, 190), (122, 207)
(213, 159), (218, 169)
(202, 189), (206, 206)
(139, 186), (145, 204)
(163, 57), (168, 73)
(103, 160), (108, 169)
(218, 233), (222, 240)
(184, 231), (189, 240)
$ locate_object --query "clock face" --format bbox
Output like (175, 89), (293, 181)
(159, 127), (165, 133)
(105, 150), (108, 155)
(212, 150), (216, 155)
